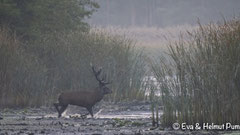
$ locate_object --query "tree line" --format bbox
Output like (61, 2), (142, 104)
(0, 0), (147, 107)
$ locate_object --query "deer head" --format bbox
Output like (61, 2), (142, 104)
(91, 64), (112, 95)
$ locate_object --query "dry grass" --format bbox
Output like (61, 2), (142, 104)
(0, 27), (147, 108)
(151, 18), (240, 127)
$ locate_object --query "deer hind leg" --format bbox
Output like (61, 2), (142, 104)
(87, 107), (94, 117)
(58, 105), (68, 118)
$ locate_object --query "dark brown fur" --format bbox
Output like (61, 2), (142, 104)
(54, 65), (112, 118)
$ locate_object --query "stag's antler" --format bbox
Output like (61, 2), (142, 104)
(90, 63), (110, 85)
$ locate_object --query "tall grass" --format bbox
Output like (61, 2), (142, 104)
(152, 18), (240, 126)
(0, 27), (147, 108)
(0, 27), (44, 107)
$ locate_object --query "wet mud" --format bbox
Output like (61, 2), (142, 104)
(0, 102), (238, 135)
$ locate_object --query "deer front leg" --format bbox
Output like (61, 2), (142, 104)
(58, 105), (68, 118)
(79, 107), (93, 119)
(54, 103), (60, 114)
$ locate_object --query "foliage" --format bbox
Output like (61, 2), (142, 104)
(0, 0), (98, 38)
(0, 0), (148, 108)
(0, 26), (147, 108)
(152, 18), (240, 127)
(0, 27), (44, 107)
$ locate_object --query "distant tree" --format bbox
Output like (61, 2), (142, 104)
(0, 0), (99, 39)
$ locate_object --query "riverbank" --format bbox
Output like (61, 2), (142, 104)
(0, 102), (238, 135)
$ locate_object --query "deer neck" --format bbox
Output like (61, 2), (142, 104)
(95, 86), (104, 102)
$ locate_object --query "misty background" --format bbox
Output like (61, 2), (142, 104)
(0, 0), (240, 130)
(88, 0), (240, 27)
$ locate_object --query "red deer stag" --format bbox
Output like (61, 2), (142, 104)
(54, 64), (112, 118)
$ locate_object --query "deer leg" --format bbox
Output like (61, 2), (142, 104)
(80, 107), (93, 119)
(54, 103), (60, 114)
(58, 105), (68, 118)
(87, 107), (94, 118)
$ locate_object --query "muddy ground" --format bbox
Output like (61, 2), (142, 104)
(0, 101), (238, 135)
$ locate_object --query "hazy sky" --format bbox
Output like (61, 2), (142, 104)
(88, 0), (240, 27)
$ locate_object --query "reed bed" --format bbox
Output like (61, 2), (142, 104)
(152, 18), (240, 127)
(0, 27), (147, 108)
